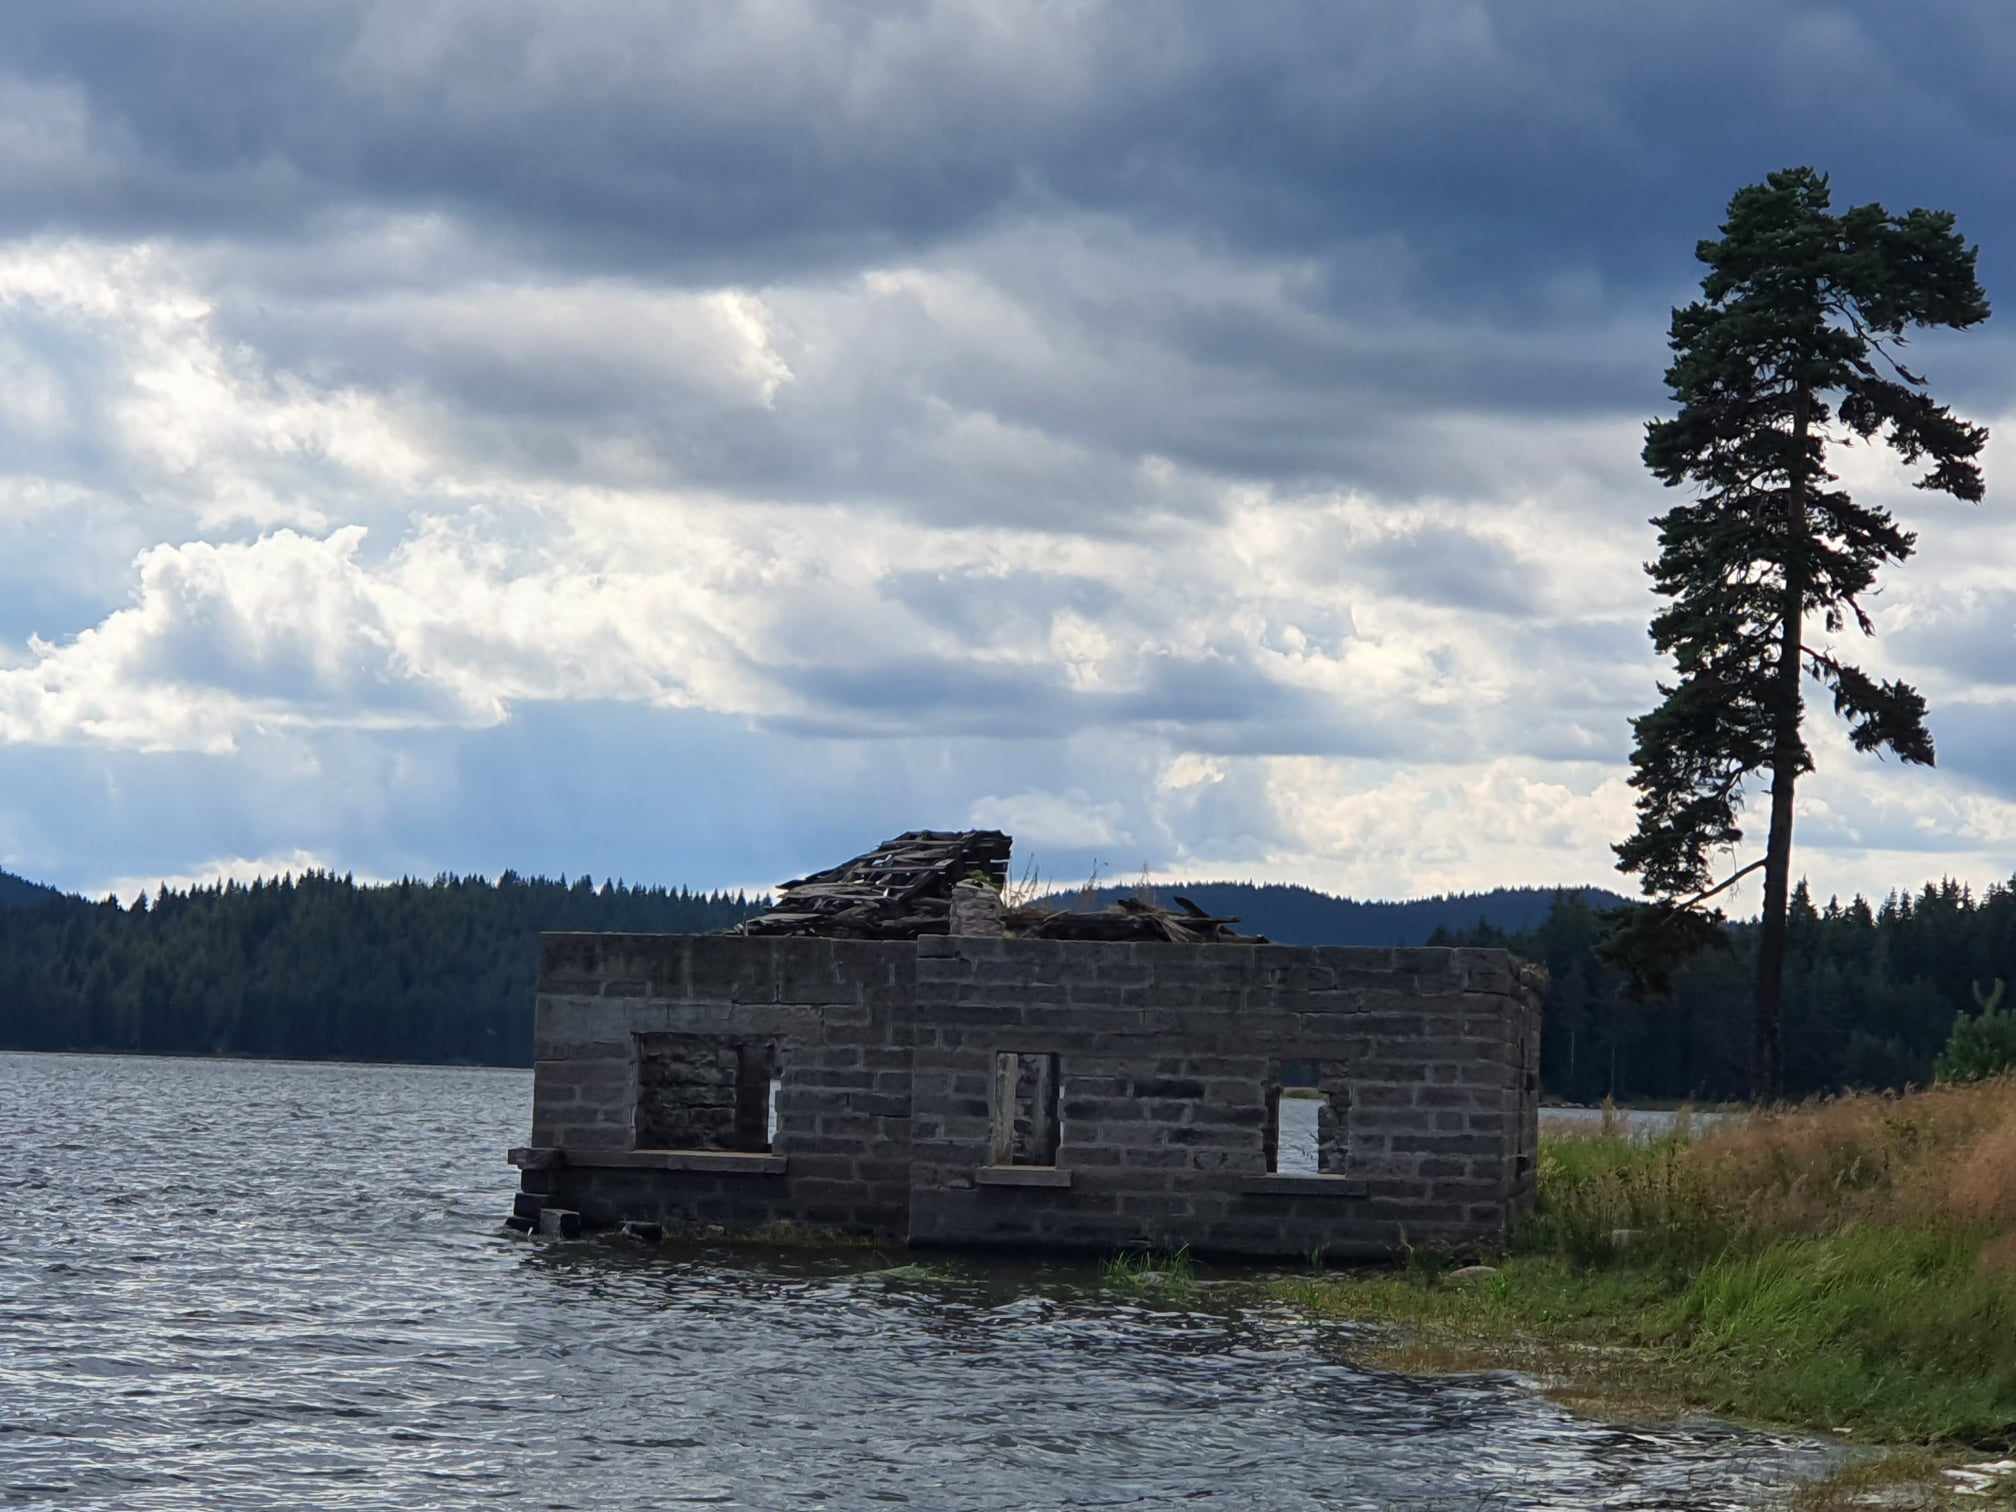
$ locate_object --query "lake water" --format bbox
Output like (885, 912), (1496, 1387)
(0, 1053), (1841, 1510)
(1538, 1107), (1733, 1140)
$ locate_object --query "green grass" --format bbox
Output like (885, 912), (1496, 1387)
(1102, 1244), (1200, 1301)
(1275, 1082), (2016, 1463)
(1669, 1228), (2016, 1443)
(1278, 1231), (2016, 1483)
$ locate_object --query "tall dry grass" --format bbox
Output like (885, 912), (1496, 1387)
(1531, 1076), (2016, 1265)
(1285, 1080), (2016, 1446)
(1525, 1078), (2016, 1442)
(1688, 1075), (2016, 1239)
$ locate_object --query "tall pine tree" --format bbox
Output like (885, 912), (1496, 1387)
(1615, 168), (1990, 1097)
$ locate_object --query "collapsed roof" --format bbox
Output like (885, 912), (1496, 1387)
(733, 829), (1265, 944)
(735, 830), (1013, 940)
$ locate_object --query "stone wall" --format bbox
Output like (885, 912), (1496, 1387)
(522, 933), (917, 1236)
(908, 937), (1539, 1258)
(513, 932), (1541, 1257)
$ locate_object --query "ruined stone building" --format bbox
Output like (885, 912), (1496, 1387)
(509, 841), (1541, 1258)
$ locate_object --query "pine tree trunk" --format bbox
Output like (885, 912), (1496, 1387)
(1753, 386), (1812, 1102)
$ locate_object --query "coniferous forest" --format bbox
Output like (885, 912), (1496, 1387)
(1432, 879), (2016, 1103)
(0, 870), (763, 1065)
(1, 865), (2010, 1097)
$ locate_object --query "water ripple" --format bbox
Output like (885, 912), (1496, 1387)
(0, 1052), (1839, 1510)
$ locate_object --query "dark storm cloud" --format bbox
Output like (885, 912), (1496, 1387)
(11, 0), (2009, 528)
(10, 1), (2016, 319)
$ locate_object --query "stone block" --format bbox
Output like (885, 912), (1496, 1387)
(916, 954), (977, 984)
(1432, 1179), (1507, 1203)
(845, 1092), (911, 1118)
(1419, 1086), (1498, 1109)
(684, 934), (777, 1002)
(1353, 1084), (1417, 1108)
(1357, 1110), (1435, 1132)
(1387, 1133), (1501, 1157)
(1120, 1148), (1191, 1169)
(1062, 1096), (1143, 1122)
(539, 1207), (584, 1238)
(1128, 1076), (1206, 1099)
(543, 1057), (633, 1090)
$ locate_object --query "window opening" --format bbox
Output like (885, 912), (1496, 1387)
(1271, 1091), (1322, 1175)
(1266, 1061), (1346, 1176)
(990, 1051), (1059, 1166)
(734, 1041), (775, 1152)
(635, 1033), (776, 1152)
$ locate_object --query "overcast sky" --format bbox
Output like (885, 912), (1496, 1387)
(3, 1), (2013, 908)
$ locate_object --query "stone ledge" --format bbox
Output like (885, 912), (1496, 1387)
(973, 1165), (1074, 1188)
(565, 1149), (789, 1175)
(507, 1145), (565, 1169)
(1237, 1175), (1369, 1198)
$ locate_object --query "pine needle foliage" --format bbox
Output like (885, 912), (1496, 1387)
(1613, 167), (1991, 1096)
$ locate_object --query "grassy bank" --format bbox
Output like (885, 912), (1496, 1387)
(1276, 1079), (2016, 1489)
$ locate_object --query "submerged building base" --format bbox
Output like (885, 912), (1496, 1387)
(510, 932), (1541, 1260)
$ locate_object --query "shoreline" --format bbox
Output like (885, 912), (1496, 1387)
(1272, 1080), (2016, 1509)
(0, 1045), (529, 1073)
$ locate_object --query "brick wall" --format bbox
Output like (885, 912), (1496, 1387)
(514, 932), (1542, 1257)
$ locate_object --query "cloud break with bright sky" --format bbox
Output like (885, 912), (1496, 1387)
(2, 1), (2014, 907)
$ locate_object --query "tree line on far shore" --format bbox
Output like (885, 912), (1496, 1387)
(3, 861), (2010, 1100)
(1433, 877), (2016, 1103)
(0, 870), (763, 1065)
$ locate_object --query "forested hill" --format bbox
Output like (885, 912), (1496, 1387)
(1434, 878), (2016, 1105)
(1080, 882), (1630, 947)
(0, 869), (67, 910)
(0, 871), (764, 1065)
(1, 869), (1631, 1067)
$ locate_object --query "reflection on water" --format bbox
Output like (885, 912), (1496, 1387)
(1, 1053), (1837, 1510)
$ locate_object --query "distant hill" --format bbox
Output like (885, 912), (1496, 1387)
(0, 869), (66, 910)
(1071, 881), (1632, 947)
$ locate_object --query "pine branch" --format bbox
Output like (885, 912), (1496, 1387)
(1659, 856), (1769, 919)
